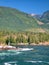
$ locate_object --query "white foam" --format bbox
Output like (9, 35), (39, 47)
(4, 61), (17, 65)
(7, 48), (33, 52)
(26, 61), (49, 64)
(0, 51), (21, 56)
(4, 63), (11, 65)
(7, 50), (19, 52)
(7, 61), (17, 63)
(19, 48), (33, 51)
(26, 61), (43, 63)
(0, 48), (33, 56)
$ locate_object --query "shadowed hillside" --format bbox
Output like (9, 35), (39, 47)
(40, 10), (49, 23)
(32, 10), (49, 32)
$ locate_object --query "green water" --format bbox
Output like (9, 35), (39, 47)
(0, 46), (49, 65)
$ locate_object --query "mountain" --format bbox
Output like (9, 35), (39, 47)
(40, 10), (49, 23)
(0, 7), (49, 33)
(31, 14), (41, 20)
(0, 6), (42, 32)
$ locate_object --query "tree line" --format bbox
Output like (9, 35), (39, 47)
(0, 32), (49, 45)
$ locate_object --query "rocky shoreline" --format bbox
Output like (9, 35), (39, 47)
(0, 46), (17, 50)
(0, 42), (49, 50)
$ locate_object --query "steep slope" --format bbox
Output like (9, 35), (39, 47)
(39, 10), (49, 31)
(40, 10), (49, 23)
(0, 7), (41, 32)
(31, 11), (49, 32)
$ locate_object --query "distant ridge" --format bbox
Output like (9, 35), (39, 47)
(40, 10), (49, 23)
(0, 6), (49, 32)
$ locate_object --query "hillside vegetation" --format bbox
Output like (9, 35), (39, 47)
(40, 10), (49, 23)
(0, 7), (41, 32)
(0, 7), (49, 45)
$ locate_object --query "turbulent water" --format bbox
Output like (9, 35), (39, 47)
(0, 45), (49, 65)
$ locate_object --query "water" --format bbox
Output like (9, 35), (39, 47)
(0, 45), (49, 65)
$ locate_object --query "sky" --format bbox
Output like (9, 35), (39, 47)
(0, 0), (49, 14)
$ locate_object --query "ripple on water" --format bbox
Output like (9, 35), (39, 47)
(26, 60), (49, 64)
(19, 48), (33, 51)
(0, 48), (33, 56)
(4, 61), (17, 65)
(0, 51), (22, 56)
(4, 63), (11, 65)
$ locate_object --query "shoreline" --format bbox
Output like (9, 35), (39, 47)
(0, 42), (49, 50)
(0, 45), (17, 50)
(17, 42), (49, 46)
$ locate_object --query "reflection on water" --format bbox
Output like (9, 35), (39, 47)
(0, 46), (49, 65)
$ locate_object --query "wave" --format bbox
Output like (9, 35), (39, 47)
(0, 48), (33, 56)
(18, 48), (33, 51)
(26, 61), (43, 63)
(0, 51), (22, 56)
(26, 61), (49, 64)
(4, 61), (17, 65)
(4, 61), (49, 65)
(4, 63), (11, 65)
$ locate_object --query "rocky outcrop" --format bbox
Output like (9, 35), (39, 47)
(0, 46), (16, 50)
